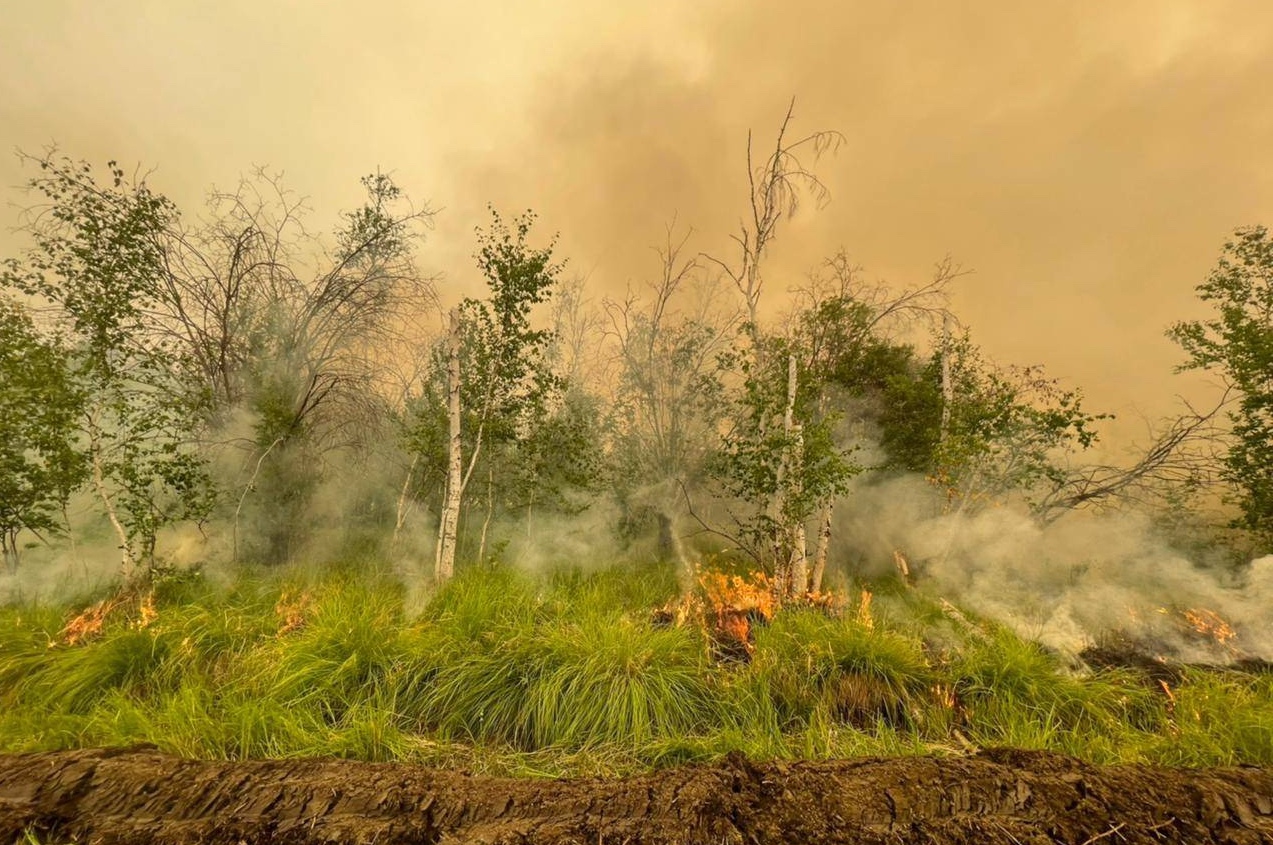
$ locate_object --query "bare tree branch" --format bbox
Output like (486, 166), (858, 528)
(1036, 391), (1231, 520)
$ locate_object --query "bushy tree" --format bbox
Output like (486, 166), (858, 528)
(713, 328), (859, 594)
(411, 208), (566, 579)
(876, 329), (1105, 511)
(0, 297), (86, 571)
(710, 252), (956, 597)
(1169, 225), (1273, 540)
(233, 171), (433, 563)
(1, 156), (213, 579)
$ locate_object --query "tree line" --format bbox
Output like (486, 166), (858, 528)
(2, 112), (1268, 597)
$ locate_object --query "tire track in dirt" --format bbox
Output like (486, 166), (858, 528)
(0, 746), (1270, 844)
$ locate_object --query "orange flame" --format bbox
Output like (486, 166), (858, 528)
(696, 570), (775, 622)
(274, 589), (312, 636)
(56, 590), (156, 647)
(135, 592), (157, 629)
(57, 601), (111, 647)
(856, 588), (874, 630)
(1181, 607), (1236, 645)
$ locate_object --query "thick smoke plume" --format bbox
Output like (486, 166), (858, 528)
(838, 474), (1272, 661)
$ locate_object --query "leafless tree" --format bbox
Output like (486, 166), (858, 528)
(605, 222), (737, 578)
(703, 97), (845, 334)
(152, 169), (437, 443)
(148, 168), (438, 562)
(550, 274), (610, 392)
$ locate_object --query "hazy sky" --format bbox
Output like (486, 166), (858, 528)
(4, 1), (1271, 450)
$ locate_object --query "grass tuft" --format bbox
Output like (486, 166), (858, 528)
(0, 563), (1269, 772)
(751, 608), (933, 729)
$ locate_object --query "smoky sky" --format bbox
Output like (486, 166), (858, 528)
(4, 1), (1272, 449)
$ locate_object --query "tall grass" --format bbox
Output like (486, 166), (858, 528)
(0, 559), (1269, 774)
(950, 626), (1164, 756)
(750, 608), (933, 729)
(523, 616), (713, 748)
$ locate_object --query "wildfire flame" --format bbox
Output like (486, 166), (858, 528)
(136, 592), (158, 629)
(56, 590), (157, 647)
(696, 569), (776, 621)
(856, 588), (874, 630)
(1118, 604), (1241, 657)
(56, 601), (111, 647)
(657, 567), (848, 659)
(1180, 607), (1237, 646)
(274, 589), (312, 636)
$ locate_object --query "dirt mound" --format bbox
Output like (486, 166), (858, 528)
(1, 746), (1270, 844)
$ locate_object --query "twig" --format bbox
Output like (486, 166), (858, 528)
(676, 480), (761, 565)
(232, 437), (284, 563)
(1080, 822), (1126, 844)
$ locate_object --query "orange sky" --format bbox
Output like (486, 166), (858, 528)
(4, 1), (1271, 451)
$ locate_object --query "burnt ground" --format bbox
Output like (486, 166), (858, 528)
(0, 747), (1271, 844)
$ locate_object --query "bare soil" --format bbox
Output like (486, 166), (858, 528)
(1, 746), (1271, 844)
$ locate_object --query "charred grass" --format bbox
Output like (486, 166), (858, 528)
(0, 560), (1270, 776)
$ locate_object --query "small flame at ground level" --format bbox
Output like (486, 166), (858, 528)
(1180, 607), (1237, 646)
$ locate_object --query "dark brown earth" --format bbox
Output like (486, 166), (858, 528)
(1, 747), (1271, 844)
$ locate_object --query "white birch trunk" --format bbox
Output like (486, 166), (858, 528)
(86, 411), (135, 579)
(788, 519), (807, 596)
(778, 353), (809, 599)
(810, 501), (832, 594)
(435, 309), (463, 582)
(477, 467), (493, 562)
(391, 453), (420, 551)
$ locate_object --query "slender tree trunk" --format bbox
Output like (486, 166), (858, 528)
(769, 357), (792, 589)
(232, 436), (283, 564)
(810, 501), (832, 593)
(477, 467), (493, 561)
(141, 525), (157, 583)
(788, 515), (807, 596)
(940, 312), (954, 445)
(141, 514), (155, 569)
(435, 309), (463, 582)
(2, 530), (17, 575)
(86, 412), (135, 580)
(779, 354), (808, 600)
(391, 453), (420, 551)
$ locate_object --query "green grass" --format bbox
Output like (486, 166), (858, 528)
(521, 615), (714, 748)
(750, 608), (933, 729)
(0, 559), (1269, 775)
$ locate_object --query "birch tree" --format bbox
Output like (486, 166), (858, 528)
(427, 208), (563, 580)
(700, 100), (847, 599)
(1, 156), (213, 581)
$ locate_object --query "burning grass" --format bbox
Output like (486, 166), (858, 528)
(0, 558), (1270, 776)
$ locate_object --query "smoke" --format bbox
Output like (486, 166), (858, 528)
(438, 1), (1273, 450)
(836, 473), (1272, 661)
(4, 3), (1273, 440)
(0, 495), (130, 605)
(489, 498), (628, 574)
(5, 3), (1273, 657)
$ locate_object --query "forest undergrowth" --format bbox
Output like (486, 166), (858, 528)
(1, 558), (1270, 778)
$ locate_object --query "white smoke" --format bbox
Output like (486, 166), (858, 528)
(837, 474), (1272, 661)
